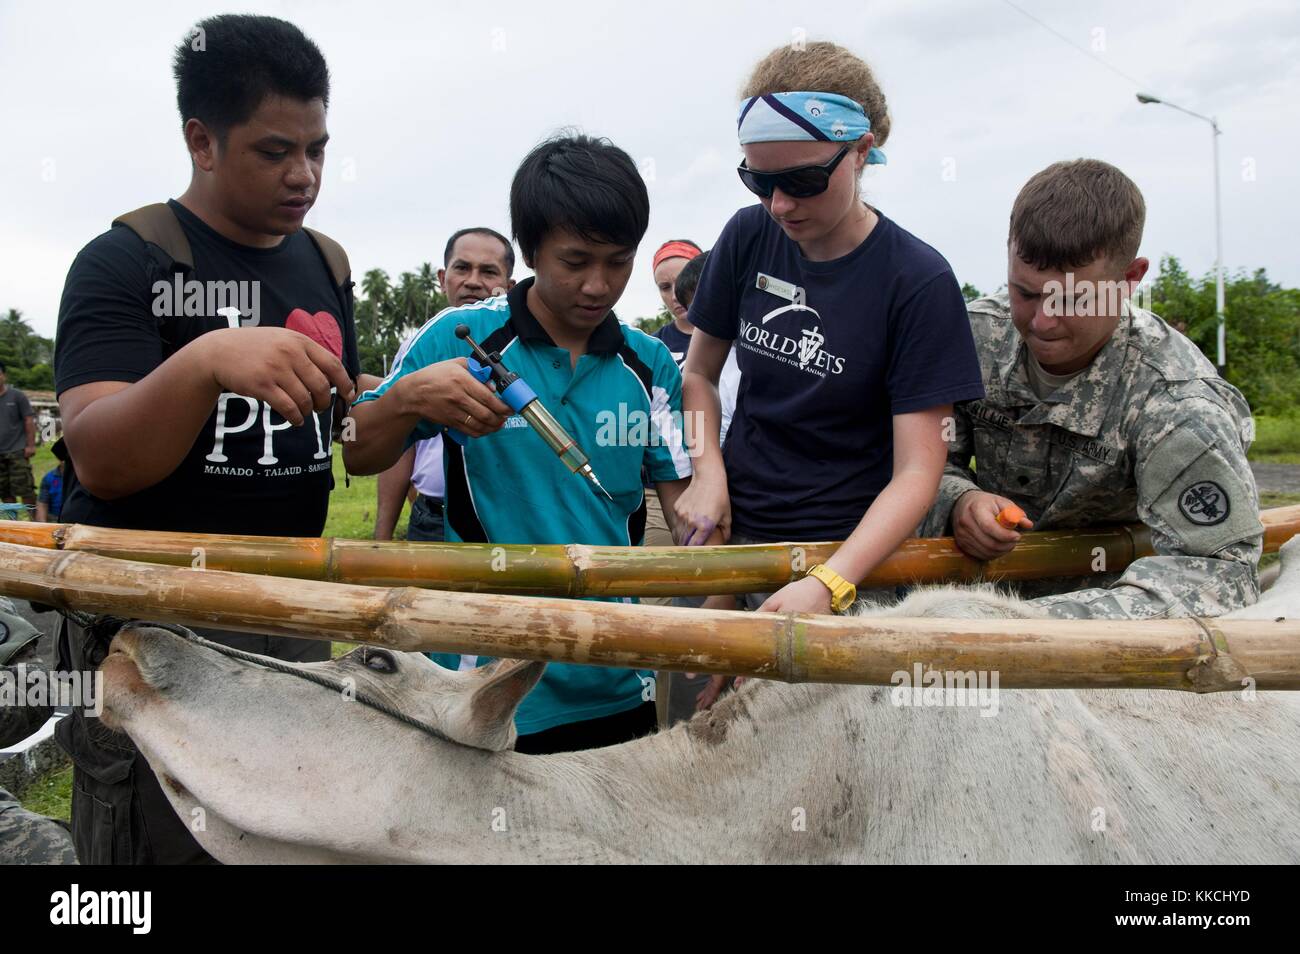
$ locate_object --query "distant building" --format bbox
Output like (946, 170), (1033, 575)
(26, 390), (60, 444)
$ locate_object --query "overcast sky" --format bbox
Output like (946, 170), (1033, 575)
(1, 0), (1297, 338)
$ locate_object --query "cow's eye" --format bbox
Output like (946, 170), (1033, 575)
(361, 650), (398, 674)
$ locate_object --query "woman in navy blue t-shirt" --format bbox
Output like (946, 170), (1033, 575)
(675, 41), (985, 616)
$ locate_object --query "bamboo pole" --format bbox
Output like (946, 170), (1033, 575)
(0, 541), (1295, 693)
(1, 505), (1297, 597)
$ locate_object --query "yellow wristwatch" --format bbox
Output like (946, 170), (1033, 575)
(806, 564), (857, 614)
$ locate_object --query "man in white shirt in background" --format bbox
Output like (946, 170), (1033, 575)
(374, 227), (516, 541)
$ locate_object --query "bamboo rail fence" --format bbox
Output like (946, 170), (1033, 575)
(0, 540), (1294, 693)
(0, 504), (1296, 597)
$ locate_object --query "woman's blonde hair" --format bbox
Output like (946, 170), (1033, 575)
(741, 41), (891, 148)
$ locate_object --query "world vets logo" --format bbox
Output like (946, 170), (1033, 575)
(738, 301), (845, 377)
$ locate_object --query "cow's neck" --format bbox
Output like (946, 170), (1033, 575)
(423, 680), (849, 864)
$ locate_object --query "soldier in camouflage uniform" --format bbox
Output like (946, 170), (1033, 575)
(0, 599), (78, 864)
(920, 160), (1262, 620)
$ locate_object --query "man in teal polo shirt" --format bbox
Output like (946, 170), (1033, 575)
(346, 133), (692, 753)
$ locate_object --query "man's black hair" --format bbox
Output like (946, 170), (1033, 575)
(674, 251), (710, 309)
(510, 133), (650, 262)
(0, 362), (6, 373)
(444, 228), (516, 277)
(173, 14), (330, 138)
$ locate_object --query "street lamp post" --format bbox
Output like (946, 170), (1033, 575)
(1137, 93), (1226, 376)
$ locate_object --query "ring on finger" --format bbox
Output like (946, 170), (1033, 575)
(463, 413), (473, 426)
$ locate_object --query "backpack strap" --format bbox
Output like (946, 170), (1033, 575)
(113, 205), (352, 288)
(113, 205), (352, 321)
(112, 203), (194, 273)
(304, 227), (351, 288)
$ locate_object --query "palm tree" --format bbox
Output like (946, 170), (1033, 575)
(354, 269), (393, 355)
(393, 271), (420, 343)
(1, 309), (34, 366)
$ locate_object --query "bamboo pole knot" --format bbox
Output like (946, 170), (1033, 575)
(776, 612), (797, 682)
(1186, 615), (1250, 693)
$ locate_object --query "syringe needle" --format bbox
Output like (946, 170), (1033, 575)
(584, 468), (614, 502)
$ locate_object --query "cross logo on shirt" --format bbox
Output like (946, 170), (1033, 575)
(798, 327), (824, 370)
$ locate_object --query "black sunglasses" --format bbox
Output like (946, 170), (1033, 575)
(737, 145), (853, 199)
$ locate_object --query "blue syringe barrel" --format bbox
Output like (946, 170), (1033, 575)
(447, 359), (592, 478)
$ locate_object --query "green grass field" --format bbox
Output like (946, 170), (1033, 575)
(322, 455), (408, 540)
(25, 442), (57, 511)
(1252, 414), (1300, 464)
(1261, 492), (1300, 508)
(20, 764), (72, 822)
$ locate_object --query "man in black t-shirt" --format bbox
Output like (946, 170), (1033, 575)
(51, 15), (363, 865)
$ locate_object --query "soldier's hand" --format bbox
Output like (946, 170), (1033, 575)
(952, 491), (1034, 560)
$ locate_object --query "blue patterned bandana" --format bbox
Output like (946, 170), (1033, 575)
(737, 91), (887, 165)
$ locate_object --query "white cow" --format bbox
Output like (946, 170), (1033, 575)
(98, 540), (1300, 864)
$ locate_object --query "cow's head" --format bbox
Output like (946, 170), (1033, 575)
(100, 623), (545, 752)
(97, 623), (549, 861)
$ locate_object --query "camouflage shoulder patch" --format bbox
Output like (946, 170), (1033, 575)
(1178, 481), (1229, 526)
(1142, 426), (1261, 556)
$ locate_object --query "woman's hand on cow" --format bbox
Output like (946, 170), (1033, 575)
(951, 490), (1035, 561)
(695, 674), (744, 711)
(698, 582), (837, 716)
(756, 576), (833, 615)
(672, 470), (732, 546)
(393, 358), (513, 438)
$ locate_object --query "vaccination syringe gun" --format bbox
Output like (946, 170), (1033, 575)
(446, 324), (614, 503)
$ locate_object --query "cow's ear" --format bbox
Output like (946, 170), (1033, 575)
(459, 659), (546, 751)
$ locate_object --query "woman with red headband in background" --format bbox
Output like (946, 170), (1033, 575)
(674, 41), (985, 639)
(651, 239), (704, 368)
(642, 239), (702, 556)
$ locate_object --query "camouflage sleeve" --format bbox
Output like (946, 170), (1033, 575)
(1032, 382), (1262, 620)
(0, 788), (79, 864)
(0, 665), (54, 749)
(918, 401), (978, 537)
(0, 598), (54, 748)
